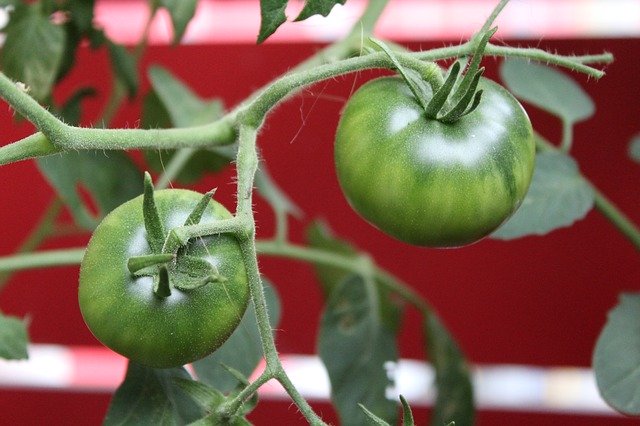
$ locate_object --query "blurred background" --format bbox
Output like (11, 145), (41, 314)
(0, 0), (639, 424)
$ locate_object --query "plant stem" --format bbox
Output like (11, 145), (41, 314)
(0, 248), (85, 272)
(0, 197), (64, 290)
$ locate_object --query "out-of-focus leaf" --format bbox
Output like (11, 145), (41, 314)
(306, 221), (403, 331)
(37, 151), (144, 229)
(143, 66), (231, 183)
(0, 312), (28, 360)
(492, 151), (594, 239)
(318, 274), (399, 426)
(424, 314), (474, 426)
(104, 363), (203, 426)
(193, 278), (280, 394)
(594, 294), (640, 415)
(107, 40), (139, 97)
(295, 0), (346, 21)
(57, 87), (96, 125)
(1, 4), (66, 101)
(255, 166), (302, 219)
(257, 0), (287, 43)
(629, 134), (640, 164)
(159, 0), (198, 44)
(500, 59), (595, 124)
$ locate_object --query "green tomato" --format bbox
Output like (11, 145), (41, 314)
(334, 76), (535, 247)
(79, 189), (249, 368)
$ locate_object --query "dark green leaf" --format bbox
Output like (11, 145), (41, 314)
(306, 221), (403, 331)
(257, 0), (287, 43)
(1, 5), (66, 100)
(0, 312), (29, 360)
(37, 151), (144, 229)
(424, 314), (474, 426)
(594, 294), (640, 415)
(193, 278), (281, 393)
(318, 275), (399, 426)
(295, 0), (345, 21)
(57, 87), (96, 125)
(104, 363), (203, 426)
(66, 0), (95, 33)
(629, 134), (640, 164)
(492, 151), (594, 239)
(107, 40), (139, 97)
(172, 378), (225, 410)
(500, 59), (595, 124)
(159, 0), (198, 44)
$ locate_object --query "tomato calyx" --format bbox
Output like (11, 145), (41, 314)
(127, 173), (227, 299)
(373, 27), (497, 124)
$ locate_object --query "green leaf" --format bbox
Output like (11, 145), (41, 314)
(172, 378), (225, 410)
(1, 4), (66, 101)
(629, 134), (640, 164)
(0, 312), (29, 360)
(107, 40), (139, 97)
(424, 314), (474, 426)
(500, 59), (595, 124)
(295, 0), (346, 22)
(143, 66), (231, 184)
(257, 0), (287, 43)
(159, 0), (198, 44)
(37, 151), (144, 229)
(193, 278), (281, 393)
(104, 363), (204, 426)
(66, 0), (95, 33)
(148, 66), (224, 128)
(306, 221), (403, 331)
(492, 151), (594, 239)
(318, 274), (399, 426)
(594, 294), (640, 415)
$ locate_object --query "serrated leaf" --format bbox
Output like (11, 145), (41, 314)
(500, 59), (594, 124)
(424, 314), (474, 426)
(104, 363), (203, 426)
(629, 134), (640, 164)
(492, 151), (594, 239)
(107, 40), (139, 97)
(37, 151), (144, 229)
(295, 0), (346, 21)
(0, 312), (29, 360)
(193, 278), (280, 394)
(159, 0), (198, 44)
(1, 5), (66, 101)
(257, 0), (287, 43)
(318, 274), (399, 426)
(594, 294), (640, 415)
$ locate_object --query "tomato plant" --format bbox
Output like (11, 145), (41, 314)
(79, 185), (249, 369)
(335, 74), (535, 247)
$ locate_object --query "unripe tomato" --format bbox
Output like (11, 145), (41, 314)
(334, 76), (535, 247)
(79, 189), (249, 368)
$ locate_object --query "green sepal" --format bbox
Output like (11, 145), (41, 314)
(184, 189), (216, 226)
(172, 274), (226, 291)
(425, 61), (461, 119)
(439, 68), (485, 123)
(176, 255), (218, 278)
(154, 265), (172, 298)
(358, 404), (390, 426)
(127, 253), (175, 275)
(399, 395), (415, 426)
(143, 172), (166, 253)
(452, 26), (496, 103)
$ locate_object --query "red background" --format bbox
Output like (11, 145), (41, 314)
(0, 36), (639, 424)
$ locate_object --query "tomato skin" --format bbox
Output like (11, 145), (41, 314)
(334, 76), (535, 247)
(79, 189), (249, 368)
